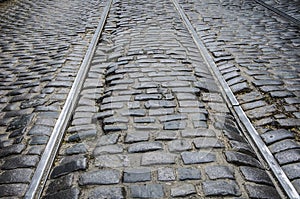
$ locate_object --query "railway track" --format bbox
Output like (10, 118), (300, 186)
(254, 0), (300, 27)
(0, 0), (298, 198)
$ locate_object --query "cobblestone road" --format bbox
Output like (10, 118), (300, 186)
(179, 0), (300, 194)
(0, 0), (299, 198)
(0, 0), (104, 197)
(42, 0), (285, 198)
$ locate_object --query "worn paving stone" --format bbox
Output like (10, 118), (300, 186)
(178, 167), (201, 180)
(95, 154), (130, 168)
(124, 168), (151, 183)
(193, 137), (224, 149)
(261, 129), (295, 145)
(43, 188), (80, 199)
(0, 184), (28, 197)
(274, 149), (300, 165)
(86, 187), (125, 199)
(93, 144), (123, 155)
(79, 169), (121, 185)
(202, 180), (241, 197)
(0, 155), (39, 169)
(130, 184), (164, 198)
(181, 129), (216, 137)
(157, 168), (176, 181)
(171, 184), (196, 197)
(141, 152), (176, 166)
(125, 132), (149, 143)
(205, 165), (234, 180)
(46, 174), (73, 194)
(245, 184), (280, 199)
(128, 142), (163, 153)
(50, 157), (86, 179)
(269, 139), (300, 154)
(282, 162), (300, 180)
(0, 168), (33, 183)
(240, 166), (272, 185)
(168, 140), (192, 152)
(181, 151), (216, 164)
(225, 151), (262, 168)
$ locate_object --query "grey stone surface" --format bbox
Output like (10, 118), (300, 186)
(205, 165), (234, 180)
(79, 169), (121, 185)
(50, 158), (86, 179)
(202, 180), (241, 196)
(157, 168), (176, 181)
(86, 187), (125, 199)
(178, 167), (201, 180)
(171, 184), (196, 197)
(124, 168), (151, 183)
(181, 151), (216, 164)
(245, 184), (281, 199)
(130, 184), (164, 198)
(128, 142), (163, 153)
(141, 152), (176, 166)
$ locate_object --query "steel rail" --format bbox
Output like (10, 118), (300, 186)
(171, 0), (300, 198)
(24, 0), (113, 198)
(254, 0), (300, 28)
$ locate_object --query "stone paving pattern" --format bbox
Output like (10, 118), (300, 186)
(179, 0), (300, 193)
(0, 0), (105, 197)
(263, 0), (300, 21)
(42, 0), (283, 198)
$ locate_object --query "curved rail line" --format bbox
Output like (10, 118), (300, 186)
(171, 0), (299, 198)
(24, 0), (113, 198)
(254, 0), (300, 28)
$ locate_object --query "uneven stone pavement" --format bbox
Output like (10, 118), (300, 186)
(178, 0), (300, 194)
(0, 0), (105, 197)
(43, 0), (283, 198)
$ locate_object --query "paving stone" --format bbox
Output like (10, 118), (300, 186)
(229, 140), (256, 156)
(135, 94), (162, 101)
(46, 175), (73, 194)
(164, 120), (186, 130)
(269, 139), (300, 153)
(79, 169), (121, 185)
(274, 149), (300, 165)
(282, 163), (300, 180)
(245, 184), (280, 199)
(97, 133), (120, 146)
(0, 168), (33, 183)
(159, 114), (187, 122)
(125, 132), (149, 143)
(130, 184), (164, 198)
(205, 165), (235, 180)
(202, 180), (241, 197)
(93, 144), (123, 155)
(194, 137), (224, 148)
(86, 187), (125, 199)
(104, 124), (128, 131)
(141, 152), (176, 166)
(0, 143), (25, 158)
(134, 117), (156, 123)
(181, 129), (215, 137)
(95, 154), (130, 168)
(261, 129), (295, 145)
(168, 140), (192, 152)
(29, 135), (49, 145)
(6, 114), (33, 131)
(0, 155), (39, 169)
(121, 109), (146, 117)
(181, 151), (216, 164)
(246, 105), (276, 119)
(65, 143), (88, 155)
(155, 131), (178, 140)
(277, 118), (300, 127)
(240, 166), (272, 185)
(225, 151), (262, 168)
(50, 157), (86, 179)
(124, 168), (151, 183)
(128, 142), (163, 153)
(67, 129), (97, 142)
(158, 167), (176, 181)
(292, 179), (300, 194)
(0, 184), (28, 197)
(149, 108), (174, 116)
(144, 100), (176, 109)
(43, 188), (80, 199)
(178, 167), (201, 180)
(171, 184), (196, 197)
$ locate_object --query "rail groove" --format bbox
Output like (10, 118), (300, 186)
(171, 0), (300, 198)
(24, 0), (113, 198)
